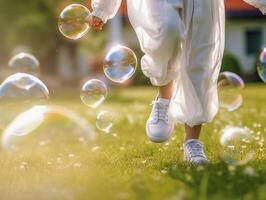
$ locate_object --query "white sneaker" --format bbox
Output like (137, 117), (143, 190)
(184, 139), (210, 165)
(146, 97), (174, 143)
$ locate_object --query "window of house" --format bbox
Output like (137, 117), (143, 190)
(246, 29), (263, 55)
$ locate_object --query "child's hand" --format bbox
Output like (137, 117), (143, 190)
(87, 15), (104, 31)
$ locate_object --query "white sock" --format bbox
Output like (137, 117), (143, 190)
(158, 97), (170, 104)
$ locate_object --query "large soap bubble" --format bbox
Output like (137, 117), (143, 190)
(58, 4), (91, 40)
(218, 72), (245, 112)
(220, 126), (255, 166)
(2, 105), (95, 151)
(0, 73), (49, 129)
(8, 52), (40, 76)
(103, 45), (137, 83)
(0, 73), (49, 100)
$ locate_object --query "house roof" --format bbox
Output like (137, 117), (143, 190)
(225, 0), (255, 11)
(224, 0), (264, 18)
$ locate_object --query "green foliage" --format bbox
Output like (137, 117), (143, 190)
(0, 0), (88, 73)
(0, 0), (58, 54)
(134, 67), (151, 86)
(79, 28), (107, 54)
(221, 52), (242, 75)
(131, 47), (150, 86)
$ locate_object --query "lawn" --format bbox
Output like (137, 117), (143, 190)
(0, 85), (265, 200)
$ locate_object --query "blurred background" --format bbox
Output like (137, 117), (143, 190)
(0, 0), (265, 89)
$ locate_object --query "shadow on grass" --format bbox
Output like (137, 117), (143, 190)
(164, 161), (266, 199)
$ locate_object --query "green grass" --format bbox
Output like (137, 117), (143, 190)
(0, 85), (265, 200)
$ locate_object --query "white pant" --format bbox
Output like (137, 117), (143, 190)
(127, 0), (224, 127)
(92, 0), (266, 127)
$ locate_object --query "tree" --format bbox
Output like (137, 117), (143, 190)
(0, 0), (91, 75)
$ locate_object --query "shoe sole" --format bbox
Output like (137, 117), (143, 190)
(183, 154), (211, 166)
(146, 123), (174, 143)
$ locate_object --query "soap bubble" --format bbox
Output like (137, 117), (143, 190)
(8, 52), (40, 76)
(257, 48), (266, 83)
(0, 73), (49, 101)
(58, 4), (90, 40)
(218, 72), (245, 112)
(220, 126), (255, 166)
(0, 73), (49, 128)
(96, 110), (113, 133)
(1, 105), (95, 151)
(80, 79), (107, 108)
(3, 106), (47, 138)
(103, 45), (137, 83)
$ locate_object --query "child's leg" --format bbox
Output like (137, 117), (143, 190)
(183, 126), (209, 165)
(158, 81), (173, 99)
(184, 124), (202, 141)
(127, 1), (184, 142)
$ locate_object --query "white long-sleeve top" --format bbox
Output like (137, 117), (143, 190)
(91, 0), (266, 126)
(92, 0), (266, 21)
(91, 0), (122, 23)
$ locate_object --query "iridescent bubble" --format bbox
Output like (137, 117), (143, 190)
(220, 126), (255, 166)
(58, 4), (90, 40)
(0, 73), (49, 100)
(257, 48), (266, 82)
(8, 52), (40, 76)
(0, 73), (49, 129)
(3, 106), (47, 138)
(80, 79), (107, 108)
(1, 105), (95, 151)
(96, 110), (114, 133)
(103, 45), (137, 83)
(218, 72), (245, 112)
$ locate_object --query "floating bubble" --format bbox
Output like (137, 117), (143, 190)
(58, 4), (90, 40)
(103, 45), (137, 83)
(0, 73), (49, 129)
(257, 48), (266, 82)
(1, 105), (95, 151)
(96, 110), (113, 133)
(8, 52), (40, 76)
(80, 79), (107, 108)
(243, 166), (258, 177)
(0, 73), (49, 101)
(218, 72), (245, 112)
(3, 106), (47, 138)
(220, 126), (255, 166)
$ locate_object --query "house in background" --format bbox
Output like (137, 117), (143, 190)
(225, 0), (266, 75)
(56, 0), (266, 82)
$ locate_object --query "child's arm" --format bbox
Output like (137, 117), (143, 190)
(92, 0), (122, 23)
(88, 0), (122, 30)
(243, 0), (266, 14)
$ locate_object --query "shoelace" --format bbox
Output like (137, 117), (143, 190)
(151, 100), (169, 122)
(185, 141), (207, 159)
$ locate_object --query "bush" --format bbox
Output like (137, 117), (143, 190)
(221, 52), (242, 75)
(132, 47), (150, 86)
